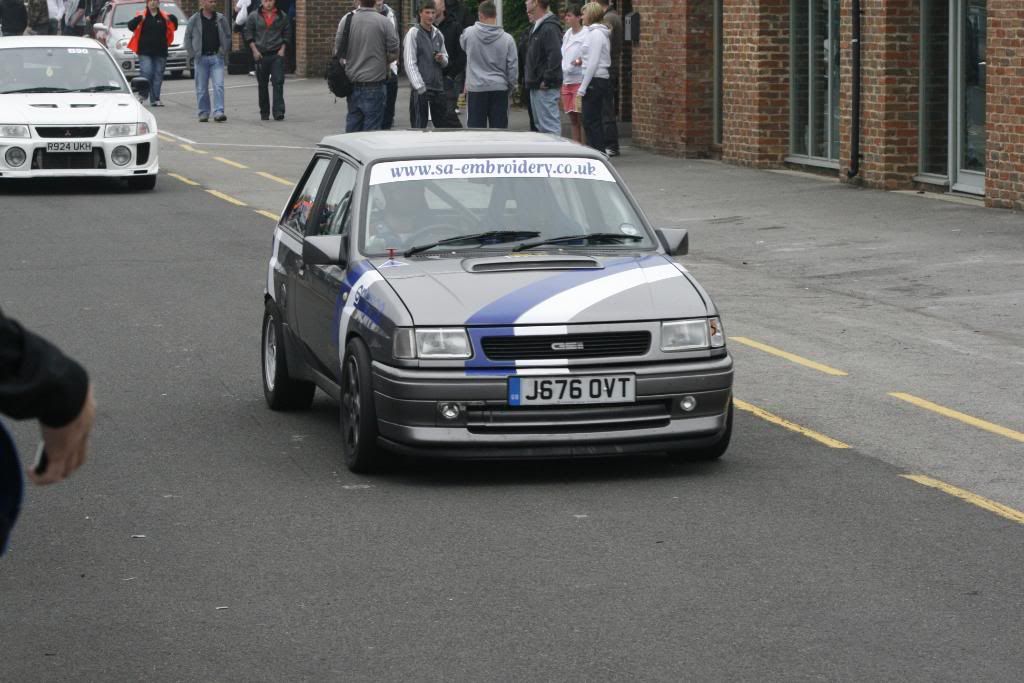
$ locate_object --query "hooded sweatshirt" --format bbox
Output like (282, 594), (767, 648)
(460, 21), (518, 93)
(578, 23), (611, 96)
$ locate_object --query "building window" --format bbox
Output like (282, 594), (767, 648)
(920, 0), (950, 177)
(790, 0), (841, 163)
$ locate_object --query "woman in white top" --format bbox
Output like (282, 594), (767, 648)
(559, 3), (587, 144)
(576, 2), (611, 153)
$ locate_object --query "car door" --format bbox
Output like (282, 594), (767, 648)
(276, 154), (333, 358)
(294, 159), (359, 378)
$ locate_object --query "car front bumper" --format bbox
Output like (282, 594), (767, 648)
(114, 49), (191, 76)
(0, 133), (159, 179)
(372, 355), (734, 459)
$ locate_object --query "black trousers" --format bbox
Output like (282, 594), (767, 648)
(409, 89), (450, 129)
(382, 77), (398, 130)
(603, 70), (620, 152)
(467, 90), (509, 129)
(256, 53), (285, 118)
(582, 77), (610, 153)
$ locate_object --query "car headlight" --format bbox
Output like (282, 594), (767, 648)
(0, 125), (29, 138)
(708, 316), (725, 348)
(661, 319), (712, 351)
(116, 38), (130, 50)
(105, 123), (138, 137)
(392, 328), (472, 359)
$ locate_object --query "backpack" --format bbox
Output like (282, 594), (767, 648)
(326, 12), (354, 98)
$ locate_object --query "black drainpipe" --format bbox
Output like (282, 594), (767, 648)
(848, 0), (861, 178)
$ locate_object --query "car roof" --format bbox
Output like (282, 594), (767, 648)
(0, 36), (106, 50)
(318, 130), (608, 164)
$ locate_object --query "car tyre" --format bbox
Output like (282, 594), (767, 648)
(128, 175), (157, 191)
(339, 337), (385, 473)
(261, 303), (316, 411)
(171, 70), (184, 79)
(676, 399), (732, 461)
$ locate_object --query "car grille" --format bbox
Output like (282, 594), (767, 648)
(481, 331), (651, 360)
(34, 126), (101, 139)
(467, 401), (670, 433)
(32, 149), (106, 170)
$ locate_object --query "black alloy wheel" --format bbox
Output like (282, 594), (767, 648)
(339, 338), (384, 473)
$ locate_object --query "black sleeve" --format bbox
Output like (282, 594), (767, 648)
(541, 24), (562, 87)
(168, 14), (178, 28)
(0, 310), (89, 429)
(127, 16), (142, 31)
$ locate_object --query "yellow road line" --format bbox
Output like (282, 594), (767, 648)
(158, 134), (175, 143)
(889, 392), (1024, 443)
(215, 156), (248, 169)
(167, 173), (200, 186)
(901, 474), (1024, 525)
(206, 189), (247, 206)
(730, 336), (848, 376)
(180, 144), (208, 155)
(255, 171), (294, 186)
(255, 209), (279, 220)
(734, 398), (850, 449)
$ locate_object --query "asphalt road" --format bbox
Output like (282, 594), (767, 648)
(1, 75), (1022, 681)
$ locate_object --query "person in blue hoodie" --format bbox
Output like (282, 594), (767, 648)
(459, 0), (517, 128)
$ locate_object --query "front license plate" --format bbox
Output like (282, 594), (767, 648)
(46, 141), (92, 153)
(508, 375), (636, 406)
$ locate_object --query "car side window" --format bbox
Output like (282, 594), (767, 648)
(317, 162), (359, 237)
(281, 157), (331, 236)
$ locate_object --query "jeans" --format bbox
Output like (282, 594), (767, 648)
(582, 77), (610, 153)
(409, 89), (448, 129)
(467, 90), (509, 129)
(530, 87), (560, 135)
(382, 77), (398, 130)
(194, 53), (225, 117)
(256, 53), (285, 118)
(138, 54), (166, 103)
(345, 83), (386, 132)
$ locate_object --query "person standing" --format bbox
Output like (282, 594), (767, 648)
(576, 2), (610, 153)
(1, 308), (96, 554)
(435, 0), (469, 126)
(126, 0), (178, 107)
(244, 0), (291, 121)
(184, 0), (230, 122)
(596, 0), (621, 155)
(334, 0), (399, 133)
(516, 19), (536, 132)
(375, 0), (399, 130)
(459, 0), (516, 129)
(403, 0), (450, 129)
(0, 0), (28, 36)
(524, 0), (562, 136)
(26, 0), (61, 35)
(560, 3), (586, 144)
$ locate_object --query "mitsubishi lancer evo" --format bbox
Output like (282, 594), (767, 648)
(261, 131), (734, 472)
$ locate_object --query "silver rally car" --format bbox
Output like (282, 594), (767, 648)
(262, 131), (734, 472)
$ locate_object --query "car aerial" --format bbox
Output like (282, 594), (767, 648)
(261, 131), (734, 472)
(0, 35), (159, 189)
(93, 0), (191, 79)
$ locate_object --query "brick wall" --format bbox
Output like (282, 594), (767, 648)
(986, 0), (1024, 210)
(630, 0), (714, 157)
(720, 0), (789, 167)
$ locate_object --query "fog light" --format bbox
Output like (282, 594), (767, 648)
(680, 396), (697, 412)
(5, 147), (26, 167)
(111, 145), (131, 166)
(439, 403), (461, 420)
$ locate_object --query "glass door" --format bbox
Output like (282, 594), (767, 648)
(790, 0), (841, 162)
(951, 0), (986, 194)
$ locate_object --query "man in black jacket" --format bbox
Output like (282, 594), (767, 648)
(524, 0), (561, 135)
(435, 0), (470, 126)
(0, 0), (28, 36)
(1, 308), (96, 554)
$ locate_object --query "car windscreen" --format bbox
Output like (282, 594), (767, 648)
(112, 3), (183, 26)
(0, 47), (127, 94)
(363, 157), (654, 255)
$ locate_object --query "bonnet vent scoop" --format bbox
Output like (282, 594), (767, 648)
(463, 256), (603, 273)
(30, 104), (58, 108)
(70, 103), (97, 108)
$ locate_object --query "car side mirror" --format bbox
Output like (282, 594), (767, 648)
(655, 228), (689, 256)
(302, 235), (347, 266)
(93, 23), (107, 33)
(130, 76), (151, 99)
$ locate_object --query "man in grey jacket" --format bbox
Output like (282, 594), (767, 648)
(184, 0), (231, 122)
(244, 0), (292, 120)
(459, 1), (516, 129)
(403, 0), (450, 129)
(335, 0), (400, 132)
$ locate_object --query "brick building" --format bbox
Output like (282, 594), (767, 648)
(628, 0), (1023, 210)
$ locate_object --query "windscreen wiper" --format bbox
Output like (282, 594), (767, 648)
(403, 230), (541, 257)
(513, 232), (643, 252)
(72, 85), (122, 92)
(1, 87), (72, 94)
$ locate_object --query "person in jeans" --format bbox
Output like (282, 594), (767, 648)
(127, 0), (178, 107)
(244, 0), (291, 120)
(334, 0), (399, 133)
(403, 0), (449, 129)
(459, 1), (516, 129)
(374, 0), (399, 129)
(576, 2), (611, 153)
(524, 0), (562, 136)
(184, 0), (230, 122)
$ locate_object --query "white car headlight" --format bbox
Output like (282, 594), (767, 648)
(116, 38), (130, 50)
(0, 125), (30, 138)
(661, 319), (710, 351)
(393, 328), (472, 359)
(105, 123), (138, 137)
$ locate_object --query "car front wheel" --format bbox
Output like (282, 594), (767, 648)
(339, 338), (385, 473)
(261, 303), (315, 411)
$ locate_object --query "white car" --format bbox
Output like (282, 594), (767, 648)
(0, 35), (159, 190)
(93, 0), (192, 79)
